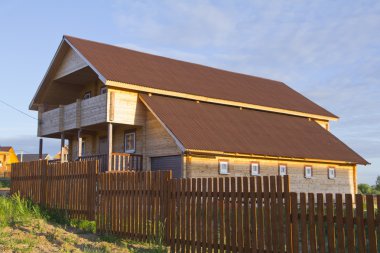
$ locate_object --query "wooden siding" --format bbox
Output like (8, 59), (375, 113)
(185, 155), (356, 195)
(39, 93), (107, 136)
(107, 89), (145, 125)
(54, 47), (87, 79)
(40, 107), (60, 136)
(144, 110), (182, 169)
(81, 94), (107, 126)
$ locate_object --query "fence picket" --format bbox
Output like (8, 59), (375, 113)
(10, 161), (379, 253)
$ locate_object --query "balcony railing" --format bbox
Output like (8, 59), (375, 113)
(39, 94), (107, 136)
(77, 153), (143, 172)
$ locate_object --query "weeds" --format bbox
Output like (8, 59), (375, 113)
(0, 193), (43, 227)
(70, 218), (96, 234)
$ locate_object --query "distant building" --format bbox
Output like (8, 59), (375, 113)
(0, 146), (19, 173)
(17, 153), (51, 162)
(53, 146), (69, 162)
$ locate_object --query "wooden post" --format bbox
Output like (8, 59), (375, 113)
(78, 129), (83, 158)
(39, 138), (43, 159)
(60, 132), (65, 163)
(40, 160), (48, 208)
(108, 123), (113, 171)
(37, 104), (45, 137)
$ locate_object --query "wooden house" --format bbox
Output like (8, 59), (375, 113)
(16, 153), (51, 162)
(29, 36), (368, 194)
(0, 146), (19, 174)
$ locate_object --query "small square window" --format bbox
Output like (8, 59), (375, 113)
(219, 161), (229, 175)
(100, 87), (107, 95)
(83, 91), (91, 100)
(279, 164), (287, 176)
(304, 166), (312, 179)
(124, 132), (136, 153)
(328, 167), (336, 179)
(251, 162), (260, 176)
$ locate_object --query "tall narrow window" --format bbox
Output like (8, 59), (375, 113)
(251, 162), (260, 176)
(279, 164), (287, 176)
(304, 165), (312, 179)
(81, 140), (86, 156)
(124, 132), (136, 153)
(328, 167), (336, 179)
(219, 160), (229, 175)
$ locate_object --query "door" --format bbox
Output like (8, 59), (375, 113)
(151, 155), (182, 178)
(99, 137), (107, 154)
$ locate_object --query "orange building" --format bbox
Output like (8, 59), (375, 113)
(0, 146), (19, 174)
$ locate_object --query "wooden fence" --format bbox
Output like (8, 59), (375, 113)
(11, 160), (97, 220)
(10, 161), (380, 252)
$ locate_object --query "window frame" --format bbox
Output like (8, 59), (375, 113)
(83, 91), (91, 100)
(250, 162), (260, 176)
(100, 87), (107, 95)
(218, 160), (229, 175)
(328, 167), (336, 179)
(124, 131), (136, 153)
(304, 165), (313, 179)
(278, 164), (287, 176)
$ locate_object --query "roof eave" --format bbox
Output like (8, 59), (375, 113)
(108, 80), (339, 121)
(185, 148), (368, 165)
(29, 36), (107, 111)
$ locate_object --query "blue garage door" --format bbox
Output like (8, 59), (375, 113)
(151, 155), (182, 178)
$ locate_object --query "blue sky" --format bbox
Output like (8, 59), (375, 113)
(0, 0), (379, 184)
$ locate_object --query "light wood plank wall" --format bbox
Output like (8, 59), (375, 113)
(185, 155), (356, 195)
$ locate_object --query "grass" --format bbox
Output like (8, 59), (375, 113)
(0, 179), (11, 188)
(0, 194), (168, 252)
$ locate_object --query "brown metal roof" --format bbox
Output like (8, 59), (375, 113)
(0, 146), (12, 152)
(64, 35), (337, 119)
(141, 94), (367, 164)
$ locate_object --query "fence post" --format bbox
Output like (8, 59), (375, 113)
(40, 160), (48, 207)
(87, 160), (98, 220)
(163, 170), (172, 245)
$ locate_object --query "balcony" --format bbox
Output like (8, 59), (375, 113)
(77, 153), (143, 172)
(39, 94), (107, 136)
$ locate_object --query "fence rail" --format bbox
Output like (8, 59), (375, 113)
(10, 161), (380, 252)
(11, 160), (97, 220)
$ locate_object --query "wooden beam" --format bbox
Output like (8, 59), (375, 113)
(78, 129), (82, 157)
(60, 132), (65, 163)
(108, 123), (113, 171)
(39, 138), (43, 159)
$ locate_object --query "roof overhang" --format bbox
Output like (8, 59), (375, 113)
(110, 80), (338, 121)
(185, 149), (369, 166)
(29, 36), (106, 111)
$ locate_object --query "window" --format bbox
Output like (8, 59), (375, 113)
(279, 164), (287, 176)
(81, 140), (86, 155)
(304, 165), (312, 179)
(83, 91), (91, 100)
(100, 87), (107, 95)
(251, 162), (260, 176)
(0, 161), (2, 168)
(328, 167), (336, 179)
(124, 132), (136, 153)
(219, 160), (229, 175)
(63, 153), (68, 162)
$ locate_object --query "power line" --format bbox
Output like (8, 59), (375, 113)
(0, 99), (38, 120)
